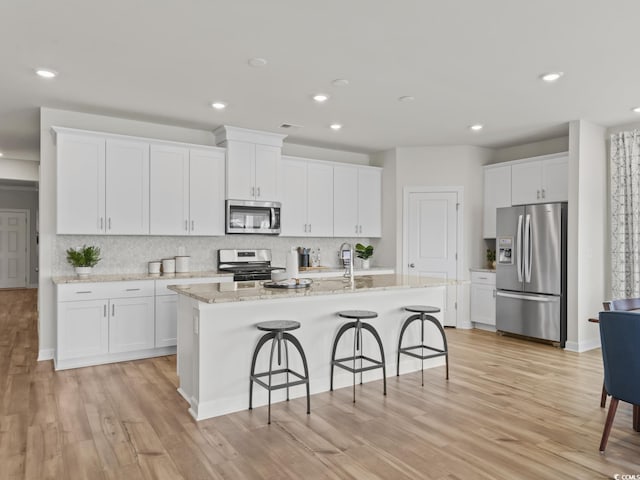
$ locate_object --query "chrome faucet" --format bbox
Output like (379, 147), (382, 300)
(339, 242), (354, 283)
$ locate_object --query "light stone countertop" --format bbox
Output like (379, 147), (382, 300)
(51, 271), (232, 285)
(168, 273), (462, 304)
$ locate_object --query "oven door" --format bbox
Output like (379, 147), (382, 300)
(226, 200), (281, 234)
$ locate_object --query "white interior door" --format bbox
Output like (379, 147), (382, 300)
(0, 211), (27, 288)
(407, 191), (458, 326)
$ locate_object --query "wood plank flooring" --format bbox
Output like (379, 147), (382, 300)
(1, 288), (639, 479)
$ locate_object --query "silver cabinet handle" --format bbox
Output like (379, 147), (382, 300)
(496, 291), (559, 302)
(104, 304), (107, 317)
(112, 304), (115, 316)
(542, 188), (546, 199)
(359, 225), (362, 234)
(309, 224), (311, 233)
(257, 187), (261, 197)
(304, 224), (308, 233)
(355, 225), (358, 234)
(478, 276), (488, 280)
(108, 218), (111, 230)
(125, 288), (140, 292)
(100, 217), (104, 230)
(251, 187), (255, 197)
(191, 220), (195, 231)
(409, 263), (415, 268)
(76, 291), (92, 294)
(185, 220), (188, 231)
(536, 190), (540, 200)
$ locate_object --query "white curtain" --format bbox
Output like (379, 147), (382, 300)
(610, 130), (640, 298)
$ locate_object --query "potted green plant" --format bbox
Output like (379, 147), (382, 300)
(355, 243), (374, 270)
(66, 245), (101, 277)
(486, 248), (496, 270)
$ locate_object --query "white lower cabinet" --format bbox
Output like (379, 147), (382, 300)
(155, 294), (178, 347)
(109, 296), (155, 353)
(57, 299), (109, 360)
(470, 271), (496, 327)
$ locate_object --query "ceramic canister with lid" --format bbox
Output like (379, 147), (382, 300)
(175, 256), (190, 273)
(148, 261), (161, 274)
(162, 258), (176, 274)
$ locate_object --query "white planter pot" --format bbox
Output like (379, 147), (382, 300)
(361, 259), (371, 270)
(75, 266), (93, 278)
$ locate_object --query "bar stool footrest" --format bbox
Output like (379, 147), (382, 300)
(399, 344), (447, 360)
(251, 368), (309, 391)
(332, 355), (384, 373)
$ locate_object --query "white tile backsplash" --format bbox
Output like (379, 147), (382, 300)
(55, 235), (368, 276)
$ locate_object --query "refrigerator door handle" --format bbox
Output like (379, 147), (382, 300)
(496, 291), (559, 303)
(516, 214), (523, 282)
(524, 214), (532, 282)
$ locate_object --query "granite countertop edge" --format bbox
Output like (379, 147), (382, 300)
(52, 271), (232, 285)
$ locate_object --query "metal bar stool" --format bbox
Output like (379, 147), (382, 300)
(249, 320), (310, 424)
(397, 305), (449, 386)
(330, 310), (386, 402)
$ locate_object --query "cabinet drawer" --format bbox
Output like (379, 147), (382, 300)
(57, 280), (155, 301)
(155, 276), (232, 296)
(471, 271), (496, 285)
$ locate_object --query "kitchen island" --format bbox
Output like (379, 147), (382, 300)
(169, 274), (457, 421)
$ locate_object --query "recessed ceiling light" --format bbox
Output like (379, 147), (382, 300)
(632, 107), (640, 113)
(470, 124), (483, 131)
(398, 96), (415, 102)
(211, 102), (227, 110)
(330, 123), (342, 131)
(313, 94), (329, 103)
(541, 72), (564, 82)
(0, 152), (3, 157)
(35, 68), (58, 78)
(248, 57), (267, 68)
(332, 79), (349, 87)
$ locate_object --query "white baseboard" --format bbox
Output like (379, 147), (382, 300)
(473, 323), (497, 332)
(29, 283), (38, 289)
(38, 348), (55, 361)
(564, 337), (601, 352)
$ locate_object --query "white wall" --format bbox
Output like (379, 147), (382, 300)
(491, 136), (569, 164)
(0, 158), (39, 182)
(370, 149), (397, 268)
(39, 107), (371, 360)
(565, 120), (607, 352)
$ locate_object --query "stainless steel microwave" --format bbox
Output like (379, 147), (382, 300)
(226, 200), (281, 235)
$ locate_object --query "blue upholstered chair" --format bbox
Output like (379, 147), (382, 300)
(598, 311), (640, 452)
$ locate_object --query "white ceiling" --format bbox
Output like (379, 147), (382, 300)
(1, 0), (639, 161)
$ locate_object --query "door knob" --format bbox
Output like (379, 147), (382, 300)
(409, 263), (415, 268)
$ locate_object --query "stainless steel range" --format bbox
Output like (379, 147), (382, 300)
(217, 249), (282, 281)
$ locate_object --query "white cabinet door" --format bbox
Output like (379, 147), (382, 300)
(511, 161), (543, 205)
(189, 148), (225, 236)
(58, 300), (109, 360)
(57, 133), (106, 234)
(149, 144), (190, 235)
(470, 284), (496, 325)
(483, 165), (511, 238)
(307, 162), (334, 237)
(109, 296), (155, 353)
(254, 144), (280, 201)
(280, 158), (308, 236)
(357, 167), (382, 238)
(541, 156), (568, 202)
(333, 165), (359, 237)
(105, 139), (149, 235)
(226, 141), (255, 200)
(155, 295), (178, 347)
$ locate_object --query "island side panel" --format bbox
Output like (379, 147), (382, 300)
(188, 285), (446, 421)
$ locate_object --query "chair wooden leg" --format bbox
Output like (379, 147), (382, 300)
(600, 382), (608, 408)
(633, 404), (639, 432)
(599, 397), (619, 453)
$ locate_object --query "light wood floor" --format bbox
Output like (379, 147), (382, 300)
(1, 289), (639, 479)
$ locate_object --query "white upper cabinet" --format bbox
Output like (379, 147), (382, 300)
(56, 132), (106, 234)
(150, 144), (226, 236)
(511, 154), (568, 205)
(56, 130), (149, 235)
(281, 157), (333, 237)
(333, 165), (382, 237)
(214, 126), (286, 202)
(105, 139), (149, 234)
(483, 165), (511, 238)
(189, 148), (225, 236)
(149, 144), (190, 235)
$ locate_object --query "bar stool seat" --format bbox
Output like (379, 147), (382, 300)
(397, 305), (449, 385)
(330, 310), (386, 402)
(249, 320), (310, 424)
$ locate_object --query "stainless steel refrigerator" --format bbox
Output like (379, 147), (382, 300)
(495, 203), (567, 347)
